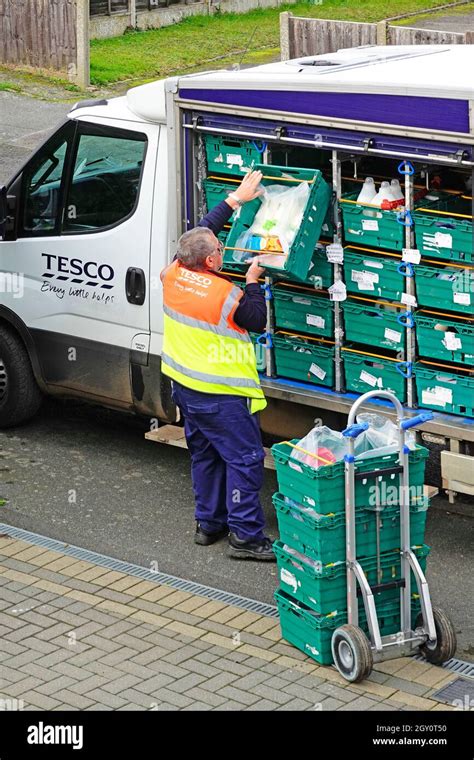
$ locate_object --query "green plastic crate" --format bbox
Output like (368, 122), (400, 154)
(204, 135), (264, 177)
(414, 195), (472, 264)
(273, 286), (334, 338)
(271, 440), (428, 512)
(224, 164), (332, 281)
(341, 190), (453, 252)
(415, 263), (473, 315)
(343, 350), (407, 401)
(275, 588), (342, 664)
(273, 492), (429, 562)
(274, 541), (430, 614)
(344, 248), (405, 301)
(305, 246), (333, 288)
(275, 589), (422, 665)
(415, 313), (474, 366)
(273, 332), (335, 388)
(342, 300), (406, 351)
(415, 363), (474, 417)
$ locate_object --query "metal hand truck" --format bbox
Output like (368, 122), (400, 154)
(331, 390), (457, 683)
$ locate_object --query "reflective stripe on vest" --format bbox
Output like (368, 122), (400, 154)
(161, 261), (266, 414)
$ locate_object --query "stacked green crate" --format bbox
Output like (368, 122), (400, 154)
(271, 440), (429, 665)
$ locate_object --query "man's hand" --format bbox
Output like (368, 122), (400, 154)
(225, 170), (264, 210)
(245, 256), (266, 285)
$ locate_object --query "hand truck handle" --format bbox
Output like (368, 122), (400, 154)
(400, 411), (434, 430)
(342, 421), (369, 438)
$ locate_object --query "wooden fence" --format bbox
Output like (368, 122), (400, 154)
(0, 0), (89, 86)
(280, 10), (474, 61)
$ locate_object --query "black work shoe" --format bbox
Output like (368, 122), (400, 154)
(194, 523), (229, 546)
(228, 533), (276, 561)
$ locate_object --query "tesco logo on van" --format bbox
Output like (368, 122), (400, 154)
(41, 253), (114, 289)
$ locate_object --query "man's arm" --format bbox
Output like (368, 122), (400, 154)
(233, 258), (267, 333)
(198, 170), (263, 235)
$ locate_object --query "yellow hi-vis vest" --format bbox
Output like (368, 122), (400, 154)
(161, 261), (266, 414)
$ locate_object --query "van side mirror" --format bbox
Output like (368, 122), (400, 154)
(0, 186), (18, 241)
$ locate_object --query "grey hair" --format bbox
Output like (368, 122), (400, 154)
(177, 227), (216, 269)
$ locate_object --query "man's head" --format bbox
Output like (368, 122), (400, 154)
(177, 227), (223, 272)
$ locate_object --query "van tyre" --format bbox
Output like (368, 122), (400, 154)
(0, 326), (43, 427)
(416, 606), (457, 665)
(331, 624), (373, 683)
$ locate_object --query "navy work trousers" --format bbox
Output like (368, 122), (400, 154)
(171, 382), (266, 541)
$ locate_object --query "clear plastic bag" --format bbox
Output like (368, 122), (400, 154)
(233, 181), (310, 268)
(289, 425), (348, 469)
(354, 412), (415, 459)
(289, 414), (415, 470)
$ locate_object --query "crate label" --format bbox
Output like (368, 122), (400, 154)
(280, 568), (298, 593)
(402, 248), (421, 264)
(226, 153), (243, 166)
(453, 292), (471, 306)
(326, 244), (344, 263)
(288, 461), (303, 473)
(401, 292), (417, 307)
(422, 385), (453, 406)
(352, 270), (379, 290)
(443, 332), (462, 351)
(305, 644), (321, 656)
(309, 362), (327, 380)
(214, 153), (224, 164)
(360, 370), (378, 387)
(362, 219), (379, 231)
(422, 390), (445, 407)
(434, 385), (454, 403)
(306, 313), (325, 328)
(384, 328), (402, 343)
(328, 281), (347, 302)
(434, 231), (453, 249)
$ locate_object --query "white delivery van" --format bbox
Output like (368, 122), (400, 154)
(0, 45), (473, 450)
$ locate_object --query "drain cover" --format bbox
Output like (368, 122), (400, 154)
(432, 677), (474, 708)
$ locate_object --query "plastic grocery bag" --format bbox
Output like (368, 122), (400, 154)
(289, 425), (348, 469)
(232, 180), (310, 267)
(354, 412), (415, 459)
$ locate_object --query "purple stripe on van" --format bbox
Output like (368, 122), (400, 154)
(179, 89), (470, 133)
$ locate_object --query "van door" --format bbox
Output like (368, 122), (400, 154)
(0, 117), (157, 406)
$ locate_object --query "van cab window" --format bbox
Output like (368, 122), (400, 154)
(22, 132), (71, 235)
(63, 129), (146, 233)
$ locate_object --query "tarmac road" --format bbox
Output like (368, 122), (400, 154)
(0, 397), (472, 662)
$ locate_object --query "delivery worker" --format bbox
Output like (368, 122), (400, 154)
(160, 170), (275, 561)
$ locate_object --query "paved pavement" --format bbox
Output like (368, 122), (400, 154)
(405, 8), (474, 32)
(0, 532), (461, 711)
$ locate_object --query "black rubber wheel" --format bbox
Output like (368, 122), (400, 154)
(331, 624), (373, 683)
(0, 326), (42, 427)
(416, 606), (457, 665)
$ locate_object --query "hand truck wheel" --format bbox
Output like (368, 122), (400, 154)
(331, 624), (373, 683)
(416, 606), (457, 665)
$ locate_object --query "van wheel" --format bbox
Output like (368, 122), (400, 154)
(0, 327), (43, 427)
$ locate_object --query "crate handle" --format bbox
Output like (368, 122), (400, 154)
(256, 331), (273, 348)
(397, 311), (415, 328)
(396, 209), (413, 227)
(398, 161), (415, 175)
(397, 262), (415, 277)
(434, 222), (456, 230)
(251, 140), (267, 154)
(396, 361), (413, 378)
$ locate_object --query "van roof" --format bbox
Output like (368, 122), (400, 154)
(177, 45), (474, 99)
